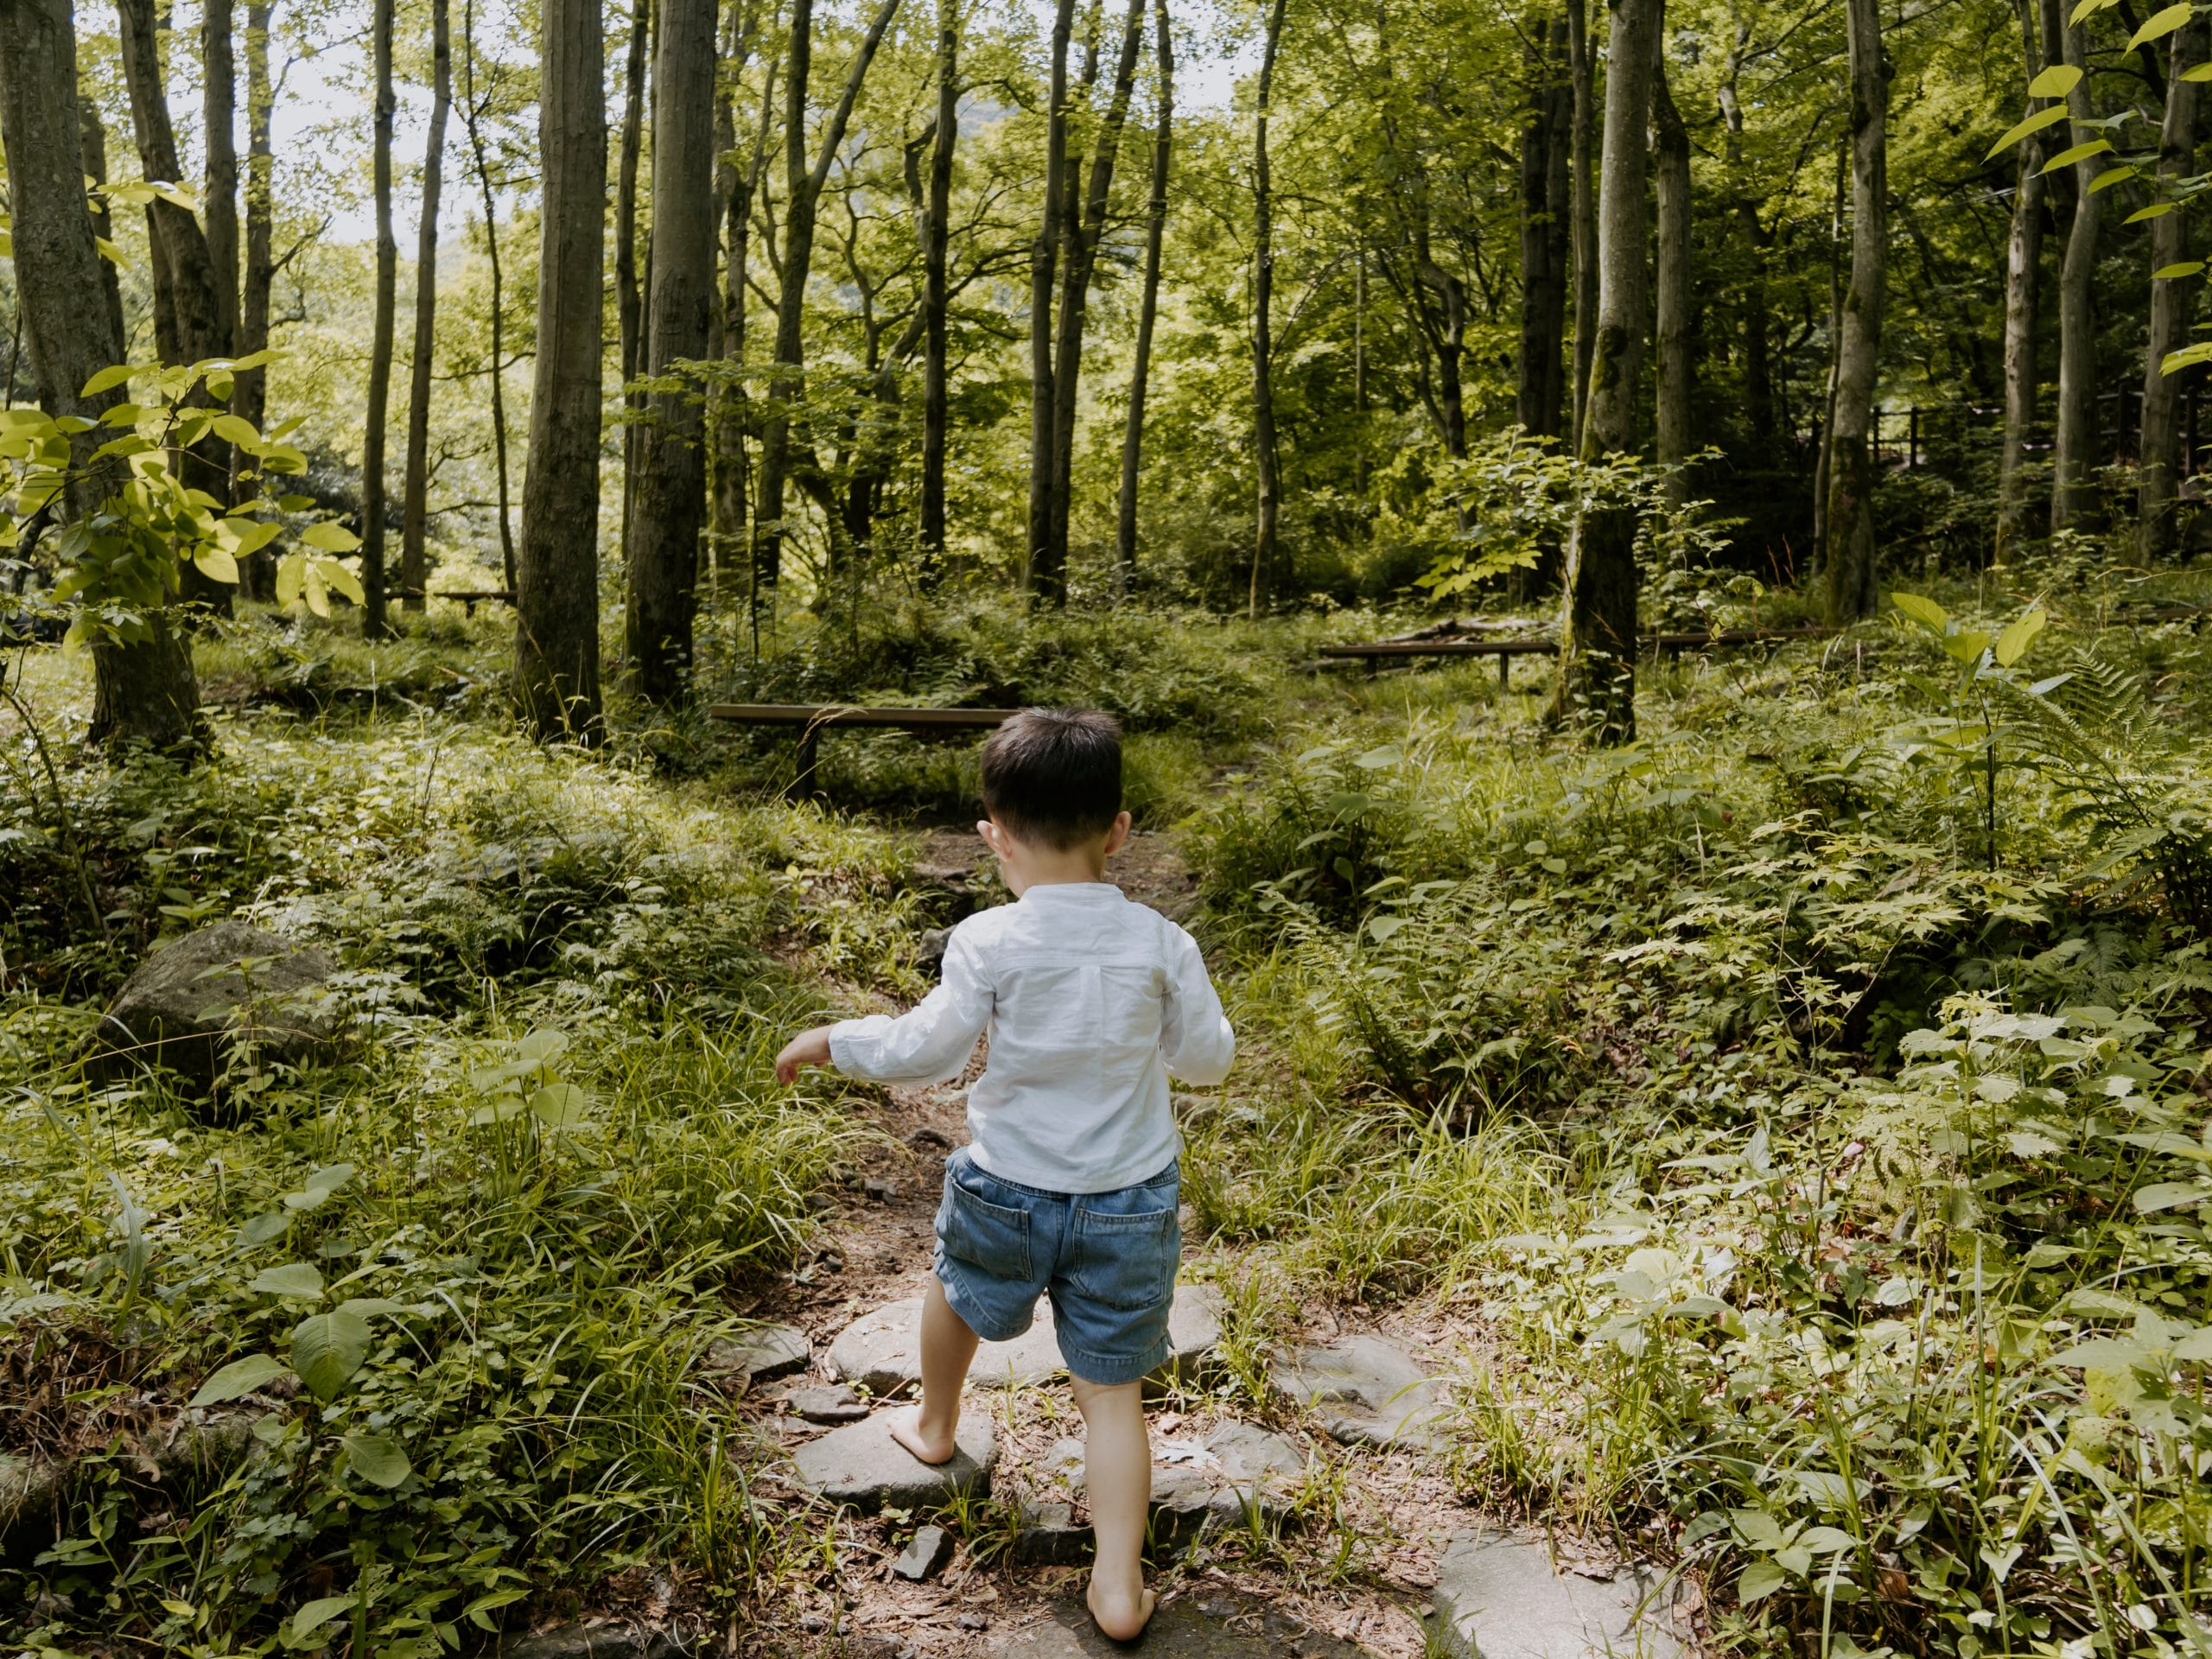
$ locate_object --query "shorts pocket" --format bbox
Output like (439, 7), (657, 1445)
(1066, 1205), (1179, 1311)
(939, 1178), (1033, 1281)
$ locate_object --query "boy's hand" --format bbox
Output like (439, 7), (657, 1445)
(775, 1026), (835, 1085)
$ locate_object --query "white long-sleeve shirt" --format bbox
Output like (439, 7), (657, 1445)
(827, 881), (1235, 1193)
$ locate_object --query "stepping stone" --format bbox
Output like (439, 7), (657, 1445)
(1011, 1500), (1090, 1566)
(987, 1592), (1376, 1656)
(790, 1383), (869, 1424)
(702, 1323), (810, 1386)
(1429, 1532), (1686, 1659)
(789, 1414), (995, 1514)
(826, 1283), (1224, 1394)
(1044, 1421), (1306, 1548)
(1271, 1332), (1446, 1451)
(489, 1624), (691, 1659)
(892, 1522), (954, 1581)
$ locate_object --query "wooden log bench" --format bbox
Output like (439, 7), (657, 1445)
(1319, 625), (1828, 684)
(707, 702), (1021, 798)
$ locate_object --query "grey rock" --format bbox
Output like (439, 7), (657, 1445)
(985, 1593), (1376, 1656)
(908, 1127), (954, 1151)
(917, 928), (952, 972)
(1271, 1332), (1446, 1451)
(1429, 1532), (1685, 1659)
(791, 1383), (870, 1424)
(702, 1323), (810, 1385)
(789, 1413), (995, 1513)
(892, 1523), (953, 1581)
(87, 921), (341, 1099)
(1012, 1501), (1090, 1566)
(487, 1623), (695, 1658)
(862, 1177), (899, 1203)
(827, 1283), (1225, 1395)
(957, 1613), (991, 1632)
(1051, 1421), (1305, 1548)
(854, 1637), (917, 1659)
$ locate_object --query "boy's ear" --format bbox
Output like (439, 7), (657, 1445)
(1103, 810), (1133, 856)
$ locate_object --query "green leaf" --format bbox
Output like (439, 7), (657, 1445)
(1738, 1560), (1790, 1604)
(2028, 63), (2083, 96)
(2154, 260), (2206, 278)
(2046, 1336), (2156, 1370)
(1993, 608), (2046, 668)
(2164, 341), (2212, 374)
(79, 364), (137, 397)
(210, 413), (260, 447)
(187, 1353), (292, 1407)
(248, 1262), (325, 1300)
(288, 1595), (360, 1643)
(301, 520), (361, 552)
(2088, 165), (2139, 193)
(289, 1309), (372, 1401)
(320, 558), (365, 607)
(305, 1162), (357, 1193)
(2126, 201), (2182, 223)
(340, 1432), (410, 1489)
(528, 1083), (591, 1128)
(1943, 628), (1993, 665)
(192, 545), (239, 585)
(2126, 0), (2191, 49)
(1985, 102), (2073, 159)
(1891, 591), (1949, 632)
(2184, 60), (2212, 79)
(2174, 1326), (2212, 1361)
(511, 1029), (571, 1071)
(278, 493), (316, 511)
(2042, 138), (2113, 173)
(2134, 1179), (2210, 1212)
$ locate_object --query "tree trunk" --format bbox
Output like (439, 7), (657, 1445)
(400, 0), (450, 612)
(201, 0), (239, 358)
(238, 0), (275, 597)
(1517, 19), (1569, 442)
(615, 0), (649, 554)
(77, 101), (127, 373)
(1115, 0), (1171, 594)
(712, 41), (771, 581)
(1812, 136), (1843, 557)
(920, 0), (958, 580)
(514, 0), (606, 739)
(460, 0), (514, 589)
(1996, 0), (2051, 561)
(1821, 0), (1888, 623)
(2138, 21), (2200, 562)
(624, 0), (716, 701)
(2051, 12), (2099, 533)
(1719, 18), (1773, 456)
(1566, 0), (1598, 452)
(1652, 41), (1691, 505)
(1024, 0), (1077, 600)
(0, 0), (198, 747)
(754, 0), (903, 595)
(1557, 0), (1659, 745)
(361, 0), (397, 636)
(1247, 0), (1287, 619)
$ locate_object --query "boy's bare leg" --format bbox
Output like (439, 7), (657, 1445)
(890, 1276), (978, 1466)
(1071, 1376), (1155, 1641)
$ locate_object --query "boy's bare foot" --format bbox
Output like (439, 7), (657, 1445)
(887, 1408), (958, 1466)
(1086, 1578), (1156, 1643)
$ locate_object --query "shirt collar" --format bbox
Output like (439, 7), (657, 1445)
(1017, 881), (1124, 901)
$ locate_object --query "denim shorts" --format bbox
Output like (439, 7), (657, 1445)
(932, 1147), (1182, 1387)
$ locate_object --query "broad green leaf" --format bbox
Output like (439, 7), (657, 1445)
(231, 348), (277, 372)
(338, 1297), (408, 1316)
(2047, 1336), (2156, 1370)
(511, 1028), (570, 1070)
(2088, 165), (2139, 193)
(2028, 64), (2082, 96)
(1942, 628), (1993, 665)
(340, 1432), (410, 1489)
(305, 1162), (357, 1193)
(193, 545), (239, 585)
(301, 520), (360, 552)
(210, 413), (260, 447)
(278, 493), (316, 511)
(238, 1211), (289, 1246)
(1891, 591), (1948, 632)
(2041, 138), (2113, 173)
(289, 1309), (371, 1401)
(2164, 341), (2212, 374)
(2134, 1179), (2209, 1212)
(2071, 0), (2120, 20)
(188, 1353), (292, 1407)
(2126, 0), (2191, 49)
(2126, 201), (2181, 223)
(1993, 608), (2046, 667)
(528, 1083), (591, 1128)
(2185, 60), (2212, 79)
(248, 1262), (325, 1300)
(288, 1596), (359, 1643)
(1984, 102), (2071, 160)
(2153, 260), (2205, 278)
(95, 236), (128, 266)
(79, 364), (137, 397)
(320, 559), (365, 606)
(1738, 1560), (1789, 1604)
(2175, 1327), (2212, 1361)
(1731, 1508), (1787, 1548)
(224, 518), (282, 556)
(304, 564), (331, 618)
(276, 552), (305, 606)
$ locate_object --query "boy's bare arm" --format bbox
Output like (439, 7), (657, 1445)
(775, 1026), (835, 1084)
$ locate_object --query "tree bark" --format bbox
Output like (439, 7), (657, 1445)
(1653, 40), (1691, 505)
(1821, 0), (1888, 622)
(2051, 13), (2099, 534)
(2138, 20), (2200, 562)
(1024, 0), (1077, 600)
(1719, 17), (1773, 456)
(615, 0), (649, 553)
(77, 100), (127, 374)
(360, 0), (397, 635)
(1115, 0), (1171, 594)
(1557, 0), (1658, 744)
(1566, 0), (1598, 452)
(0, 0), (198, 747)
(459, 0), (514, 589)
(624, 0), (716, 701)
(753, 0), (900, 596)
(919, 0), (958, 579)
(1812, 136), (1843, 558)
(202, 0), (239, 357)
(1247, 0), (1287, 619)
(399, 0), (450, 612)
(1997, 0), (2051, 561)
(713, 27), (774, 581)
(238, 0), (275, 596)
(514, 0), (605, 739)
(1516, 17), (1569, 444)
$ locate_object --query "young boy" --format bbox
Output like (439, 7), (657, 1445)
(775, 708), (1234, 1641)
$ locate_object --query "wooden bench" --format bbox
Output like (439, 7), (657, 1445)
(1319, 625), (1827, 683)
(404, 588), (517, 617)
(707, 702), (1020, 798)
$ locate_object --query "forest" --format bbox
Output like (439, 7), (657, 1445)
(3, 0), (2212, 1650)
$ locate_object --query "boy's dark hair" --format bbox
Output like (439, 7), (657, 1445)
(978, 708), (1123, 849)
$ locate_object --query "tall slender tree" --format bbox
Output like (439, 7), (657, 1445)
(625, 0), (717, 700)
(514, 0), (606, 737)
(919, 0), (959, 577)
(201, 0), (239, 359)
(2051, 13), (2101, 533)
(1652, 41), (1691, 506)
(361, 0), (397, 635)
(400, 0), (452, 612)
(1557, 0), (1659, 743)
(1116, 0), (1172, 593)
(1248, 0), (1287, 617)
(711, 4), (779, 577)
(76, 101), (126, 367)
(2138, 18), (2201, 561)
(615, 0), (650, 550)
(1996, 0), (2054, 560)
(1566, 0), (1597, 450)
(1024, 0), (1077, 599)
(459, 0), (514, 588)
(1516, 17), (1569, 445)
(1821, 0), (1889, 622)
(237, 0), (276, 597)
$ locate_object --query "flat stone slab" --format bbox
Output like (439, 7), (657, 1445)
(1039, 1420), (1306, 1550)
(703, 1323), (810, 1385)
(1271, 1332), (1446, 1451)
(790, 1383), (869, 1424)
(988, 1593), (1375, 1656)
(827, 1283), (1224, 1394)
(788, 1414), (995, 1513)
(1430, 1532), (1685, 1659)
